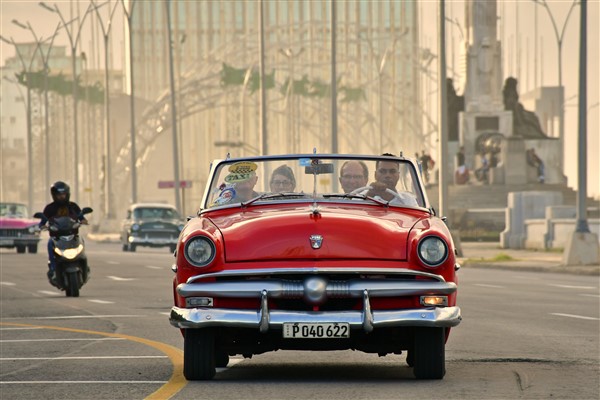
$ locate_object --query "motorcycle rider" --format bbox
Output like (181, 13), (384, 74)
(40, 181), (88, 286)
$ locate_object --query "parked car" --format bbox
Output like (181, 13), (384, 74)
(121, 203), (185, 252)
(0, 202), (41, 253)
(169, 154), (462, 381)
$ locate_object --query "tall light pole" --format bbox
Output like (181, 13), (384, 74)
(279, 47), (304, 153)
(39, 1), (94, 202)
(330, 0), (338, 154)
(563, 0), (598, 266)
(531, 0), (579, 176)
(165, 0), (181, 214)
(0, 35), (40, 213)
(258, 0), (268, 156)
(438, 0), (449, 220)
(91, 0), (119, 218)
(121, 0), (138, 203)
(12, 20), (61, 195)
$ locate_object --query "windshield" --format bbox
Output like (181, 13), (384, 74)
(0, 203), (28, 218)
(203, 155), (426, 210)
(133, 207), (180, 220)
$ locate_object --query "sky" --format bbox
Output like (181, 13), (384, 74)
(1, 0), (599, 198)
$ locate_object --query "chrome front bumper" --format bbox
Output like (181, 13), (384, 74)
(170, 288), (462, 333)
(129, 236), (177, 245)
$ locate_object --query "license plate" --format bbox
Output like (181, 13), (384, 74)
(283, 323), (350, 339)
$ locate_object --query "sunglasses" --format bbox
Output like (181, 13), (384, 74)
(377, 168), (398, 175)
(341, 174), (364, 180)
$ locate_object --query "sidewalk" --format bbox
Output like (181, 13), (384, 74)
(458, 241), (600, 276)
(86, 233), (599, 276)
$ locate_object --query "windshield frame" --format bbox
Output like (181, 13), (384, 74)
(200, 154), (429, 213)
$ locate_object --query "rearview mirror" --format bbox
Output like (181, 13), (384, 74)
(304, 163), (334, 175)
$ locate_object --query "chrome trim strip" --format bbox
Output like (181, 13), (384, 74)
(186, 267), (446, 283)
(177, 279), (457, 299)
(169, 306), (462, 330)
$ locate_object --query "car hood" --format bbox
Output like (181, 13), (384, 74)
(0, 217), (38, 229)
(207, 204), (426, 262)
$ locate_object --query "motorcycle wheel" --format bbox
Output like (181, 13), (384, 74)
(66, 271), (80, 297)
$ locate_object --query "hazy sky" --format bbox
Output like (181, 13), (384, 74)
(1, 0), (598, 197)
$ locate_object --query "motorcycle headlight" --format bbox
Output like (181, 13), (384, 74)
(417, 236), (448, 267)
(54, 244), (84, 260)
(184, 236), (216, 267)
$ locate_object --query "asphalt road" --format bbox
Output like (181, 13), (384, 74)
(1, 240), (598, 400)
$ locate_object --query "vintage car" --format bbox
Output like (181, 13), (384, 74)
(169, 154), (461, 380)
(121, 203), (185, 252)
(0, 202), (41, 253)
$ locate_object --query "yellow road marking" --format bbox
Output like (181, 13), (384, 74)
(0, 322), (186, 400)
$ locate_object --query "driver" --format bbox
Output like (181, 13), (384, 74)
(366, 153), (418, 206)
(339, 160), (368, 193)
(40, 181), (88, 286)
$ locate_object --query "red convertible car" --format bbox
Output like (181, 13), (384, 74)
(0, 202), (41, 253)
(170, 154), (461, 380)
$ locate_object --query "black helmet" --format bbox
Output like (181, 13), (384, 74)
(50, 181), (70, 204)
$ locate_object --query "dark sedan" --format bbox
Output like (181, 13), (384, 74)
(121, 203), (185, 253)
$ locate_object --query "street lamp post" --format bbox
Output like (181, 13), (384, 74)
(258, 0), (268, 156)
(330, 0), (338, 154)
(532, 0), (579, 175)
(121, 0), (138, 204)
(279, 47), (304, 153)
(563, 0), (598, 266)
(0, 34), (40, 213)
(39, 1), (94, 202)
(165, 0), (182, 214)
(12, 20), (61, 194)
(91, 0), (119, 219)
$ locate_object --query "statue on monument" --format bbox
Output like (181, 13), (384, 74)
(503, 77), (547, 138)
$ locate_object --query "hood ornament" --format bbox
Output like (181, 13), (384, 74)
(309, 234), (323, 249)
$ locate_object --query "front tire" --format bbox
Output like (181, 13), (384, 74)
(27, 244), (38, 253)
(16, 245), (26, 254)
(413, 327), (446, 380)
(183, 329), (216, 380)
(66, 271), (80, 297)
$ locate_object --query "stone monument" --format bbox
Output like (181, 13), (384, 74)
(458, 0), (517, 182)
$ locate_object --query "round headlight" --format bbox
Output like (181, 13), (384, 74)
(184, 236), (216, 267)
(417, 236), (448, 267)
(131, 224), (140, 232)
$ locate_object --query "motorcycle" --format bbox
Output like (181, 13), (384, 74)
(34, 207), (93, 297)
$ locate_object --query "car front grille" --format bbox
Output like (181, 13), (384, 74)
(0, 228), (30, 238)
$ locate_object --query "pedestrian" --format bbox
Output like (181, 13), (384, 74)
(526, 148), (545, 183)
(474, 152), (489, 184)
(419, 150), (434, 184)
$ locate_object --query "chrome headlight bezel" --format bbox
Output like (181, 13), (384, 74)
(184, 236), (216, 267)
(417, 236), (449, 268)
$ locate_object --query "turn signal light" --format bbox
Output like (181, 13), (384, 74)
(420, 296), (448, 307)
